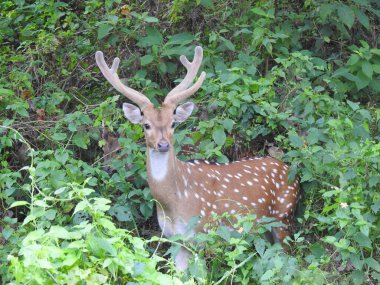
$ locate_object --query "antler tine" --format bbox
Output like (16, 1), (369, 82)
(164, 46), (206, 105)
(95, 51), (151, 109)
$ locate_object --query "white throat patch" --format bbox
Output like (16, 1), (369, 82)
(149, 149), (169, 181)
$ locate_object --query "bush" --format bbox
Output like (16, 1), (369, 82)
(1, 0), (379, 284)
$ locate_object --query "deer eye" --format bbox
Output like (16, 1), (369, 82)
(143, 124), (151, 130)
(171, 122), (176, 128)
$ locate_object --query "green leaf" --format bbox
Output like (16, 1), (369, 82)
(216, 226), (231, 241)
(52, 132), (67, 141)
(2, 227), (14, 240)
(366, 257), (380, 272)
(261, 269), (275, 281)
(143, 16), (159, 23)
(355, 9), (370, 30)
(137, 27), (163, 47)
(354, 71), (371, 90)
(251, 7), (274, 19)
(347, 54), (360, 66)
(361, 61), (373, 79)
(55, 150), (69, 164)
(338, 4), (355, 29)
(351, 270), (365, 285)
(140, 54), (154, 66)
(9, 201), (29, 208)
(166, 33), (194, 46)
(306, 128), (319, 145)
(288, 132), (304, 148)
(373, 64), (380, 74)
(72, 133), (88, 149)
(0, 88), (15, 96)
(212, 127), (226, 146)
(200, 0), (214, 8)
(97, 23), (113, 40)
(222, 119), (234, 132)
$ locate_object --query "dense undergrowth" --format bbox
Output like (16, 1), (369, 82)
(1, 0), (379, 284)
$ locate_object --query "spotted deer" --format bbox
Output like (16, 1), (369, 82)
(95, 46), (300, 270)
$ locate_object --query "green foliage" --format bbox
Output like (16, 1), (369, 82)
(1, 0), (379, 284)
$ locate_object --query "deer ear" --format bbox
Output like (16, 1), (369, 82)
(174, 102), (195, 122)
(123, 103), (143, 124)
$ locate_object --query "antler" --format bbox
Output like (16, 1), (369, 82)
(164, 46), (206, 106)
(95, 51), (152, 109)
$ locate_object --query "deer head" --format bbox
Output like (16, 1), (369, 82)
(95, 46), (206, 152)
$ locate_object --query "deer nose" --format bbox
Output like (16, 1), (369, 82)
(157, 141), (169, 152)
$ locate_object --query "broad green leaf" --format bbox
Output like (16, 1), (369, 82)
(351, 270), (365, 285)
(347, 54), (360, 66)
(366, 257), (380, 272)
(373, 64), (380, 74)
(2, 227), (14, 240)
(72, 133), (88, 149)
(361, 61), (373, 79)
(338, 4), (355, 29)
(288, 132), (304, 148)
(52, 132), (67, 141)
(222, 119), (234, 132)
(355, 9), (369, 30)
(261, 269), (275, 281)
(166, 33), (194, 46)
(251, 7), (274, 19)
(0, 88), (15, 96)
(9, 201), (29, 208)
(140, 54), (154, 66)
(200, 0), (214, 8)
(55, 150), (69, 164)
(143, 16), (159, 23)
(137, 27), (163, 47)
(216, 226), (231, 241)
(306, 128), (319, 145)
(354, 71), (370, 90)
(97, 23), (113, 40)
(212, 127), (226, 146)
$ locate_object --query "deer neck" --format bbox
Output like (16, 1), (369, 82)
(146, 147), (182, 203)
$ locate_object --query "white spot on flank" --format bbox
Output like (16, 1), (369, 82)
(234, 189), (240, 193)
(243, 169), (251, 174)
(224, 178), (230, 182)
(247, 181), (253, 186)
(261, 166), (267, 171)
(195, 193), (200, 199)
(149, 150), (169, 181)
(242, 196), (248, 200)
(276, 183), (280, 189)
(286, 203), (293, 208)
(224, 203), (229, 208)
(253, 178), (259, 182)
(222, 184), (228, 189)
(200, 210), (205, 216)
